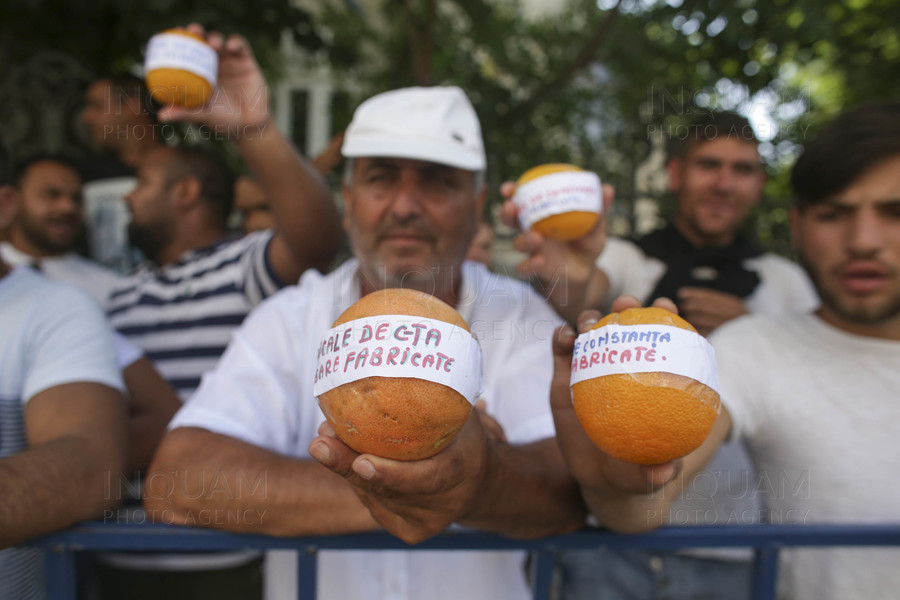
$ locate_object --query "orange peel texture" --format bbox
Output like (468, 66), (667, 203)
(516, 163), (600, 241)
(570, 307), (721, 464)
(317, 288), (474, 461)
(145, 29), (214, 109)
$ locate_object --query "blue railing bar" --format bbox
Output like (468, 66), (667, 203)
(42, 549), (76, 600)
(27, 522), (900, 553)
(297, 548), (317, 600)
(750, 547), (780, 600)
(28, 522), (900, 600)
(530, 549), (556, 599)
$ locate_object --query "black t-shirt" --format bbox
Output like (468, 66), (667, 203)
(634, 224), (764, 307)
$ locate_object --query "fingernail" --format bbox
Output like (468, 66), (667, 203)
(354, 459), (376, 480)
(309, 441), (331, 463)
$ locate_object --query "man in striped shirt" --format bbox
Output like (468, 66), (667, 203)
(105, 32), (343, 402)
(91, 25), (345, 600)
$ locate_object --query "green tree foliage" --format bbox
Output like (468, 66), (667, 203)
(0, 0), (322, 167)
(3, 0), (896, 247)
(316, 0), (899, 246)
(0, 0), (321, 78)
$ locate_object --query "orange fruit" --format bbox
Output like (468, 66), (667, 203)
(145, 29), (215, 108)
(516, 163), (600, 241)
(571, 307), (721, 464)
(317, 288), (474, 460)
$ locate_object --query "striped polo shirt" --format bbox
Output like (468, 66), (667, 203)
(107, 230), (283, 401)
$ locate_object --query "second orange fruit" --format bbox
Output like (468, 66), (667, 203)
(145, 29), (216, 109)
(516, 164), (600, 241)
(571, 307), (721, 465)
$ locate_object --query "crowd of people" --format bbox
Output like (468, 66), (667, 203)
(2, 21), (898, 600)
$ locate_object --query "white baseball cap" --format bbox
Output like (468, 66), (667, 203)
(341, 86), (486, 171)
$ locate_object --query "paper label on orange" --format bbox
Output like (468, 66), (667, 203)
(145, 32), (218, 85)
(313, 315), (484, 403)
(570, 324), (720, 392)
(513, 171), (602, 231)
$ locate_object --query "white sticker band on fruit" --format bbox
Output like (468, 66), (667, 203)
(570, 324), (720, 392)
(513, 171), (602, 231)
(313, 314), (484, 403)
(145, 33), (218, 85)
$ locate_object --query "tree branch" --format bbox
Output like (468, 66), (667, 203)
(519, 1), (622, 115)
(402, 0), (436, 85)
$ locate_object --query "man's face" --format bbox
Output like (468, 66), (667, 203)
(343, 157), (483, 294)
(792, 154), (900, 336)
(13, 160), (83, 255)
(125, 147), (176, 262)
(669, 137), (766, 246)
(81, 80), (137, 149)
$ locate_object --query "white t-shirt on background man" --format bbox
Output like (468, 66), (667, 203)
(712, 313), (900, 600)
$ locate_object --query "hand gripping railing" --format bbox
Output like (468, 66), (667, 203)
(27, 521), (900, 600)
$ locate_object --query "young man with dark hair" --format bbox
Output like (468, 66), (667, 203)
(508, 110), (818, 332)
(675, 111), (759, 153)
(118, 145), (235, 269)
(104, 28), (343, 403)
(504, 111), (820, 599)
(0, 152), (178, 478)
(553, 101), (900, 600)
(89, 26), (344, 599)
(108, 138), (341, 402)
(1, 154), (121, 303)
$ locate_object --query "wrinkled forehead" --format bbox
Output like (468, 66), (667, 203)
(353, 156), (474, 180)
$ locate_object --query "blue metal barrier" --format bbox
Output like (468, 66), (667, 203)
(27, 522), (900, 600)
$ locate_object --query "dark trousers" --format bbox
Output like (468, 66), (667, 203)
(80, 554), (264, 600)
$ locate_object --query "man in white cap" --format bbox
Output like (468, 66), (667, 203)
(148, 85), (586, 599)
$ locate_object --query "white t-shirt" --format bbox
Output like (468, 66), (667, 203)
(0, 267), (124, 600)
(711, 313), (900, 600)
(170, 259), (563, 600)
(0, 242), (142, 369)
(597, 236), (820, 544)
(0, 241), (122, 307)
